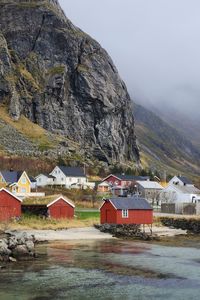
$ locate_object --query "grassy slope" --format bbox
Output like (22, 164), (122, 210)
(134, 103), (200, 177)
(0, 105), (55, 150)
(0, 105), (81, 153)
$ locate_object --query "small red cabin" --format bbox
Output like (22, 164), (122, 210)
(47, 196), (75, 219)
(0, 188), (22, 221)
(100, 197), (153, 225)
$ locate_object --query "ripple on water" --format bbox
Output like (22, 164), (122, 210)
(1, 239), (200, 300)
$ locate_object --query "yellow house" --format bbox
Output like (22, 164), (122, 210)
(0, 170), (31, 194)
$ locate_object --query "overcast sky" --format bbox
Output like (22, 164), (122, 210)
(59, 0), (200, 117)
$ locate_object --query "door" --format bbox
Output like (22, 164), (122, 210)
(105, 209), (111, 223)
(51, 206), (68, 219)
(60, 206), (68, 218)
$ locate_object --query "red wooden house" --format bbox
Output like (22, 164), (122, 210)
(22, 195), (75, 220)
(47, 196), (75, 219)
(0, 188), (22, 221)
(102, 174), (149, 188)
(100, 197), (153, 225)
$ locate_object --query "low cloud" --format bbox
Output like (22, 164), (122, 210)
(60, 0), (200, 117)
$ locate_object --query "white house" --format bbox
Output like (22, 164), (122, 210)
(35, 174), (55, 187)
(50, 166), (87, 188)
(168, 176), (194, 187)
(160, 184), (200, 204)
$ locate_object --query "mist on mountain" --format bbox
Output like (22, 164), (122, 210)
(60, 0), (200, 119)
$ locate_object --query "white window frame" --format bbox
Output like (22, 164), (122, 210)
(21, 177), (26, 184)
(122, 209), (128, 218)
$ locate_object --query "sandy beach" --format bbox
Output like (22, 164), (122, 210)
(19, 227), (115, 242)
(8, 226), (187, 242)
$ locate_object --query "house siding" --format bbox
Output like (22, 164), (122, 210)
(0, 190), (21, 221)
(117, 210), (153, 224)
(48, 199), (74, 219)
(36, 175), (54, 187)
(100, 201), (117, 224)
(100, 201), (153, 225)
(50, 166), (87, 188)
(17, 172), (31, 193)
(138, 186), (162, 204)
(103, 175), (122, 187)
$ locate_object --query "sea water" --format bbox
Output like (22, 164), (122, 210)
(0, 238), (200, 300)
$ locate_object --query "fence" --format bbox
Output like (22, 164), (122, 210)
(161, 202), (197, 215)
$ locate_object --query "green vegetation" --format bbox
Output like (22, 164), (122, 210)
(75, 211), (100, 220)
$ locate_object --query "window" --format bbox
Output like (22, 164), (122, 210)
(21, 177), (26, 184)
(69, 178), (72, 182)
(21, 188), (26, 193)
(122, 209), (128, 218)
(61, 178), (64, 181)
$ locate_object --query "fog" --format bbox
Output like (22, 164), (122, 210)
(59, 0), (200, 118)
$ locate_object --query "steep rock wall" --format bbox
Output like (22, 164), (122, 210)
(0, 0), (139, 163)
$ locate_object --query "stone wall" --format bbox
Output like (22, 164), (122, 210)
(160, 217), (200, 233)
(95, 224), (152, 240)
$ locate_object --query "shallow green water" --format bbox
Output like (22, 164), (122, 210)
(1, 238), (200, 300)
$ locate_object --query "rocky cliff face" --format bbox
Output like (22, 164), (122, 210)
(0, 0), (139, 163)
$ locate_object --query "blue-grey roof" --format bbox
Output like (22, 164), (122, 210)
(114, 174), (149, 181)
(177, 176), (192, 185)
(107, 197), (152, 210)
(59, 166), (86, 177)
(29, 176), (37, 183)
(1, 171), (23, 183)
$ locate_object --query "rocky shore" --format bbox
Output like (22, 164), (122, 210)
(160, 217), (200, 233)
(0, 231), (36, 263)
(95, 224), (153, 240)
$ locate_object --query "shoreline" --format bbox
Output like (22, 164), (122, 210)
(5, 225), (187, 242)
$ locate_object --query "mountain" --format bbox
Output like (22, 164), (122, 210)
(0, 0), (139, 164)
(154, 107), (200, 151)
(134, 103), (200, 176)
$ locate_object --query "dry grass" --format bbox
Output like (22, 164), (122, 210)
(0, 213), (100, 231)
(37, 187), (103, 208)
(23, 194), (102, 209)
(17, 63), (40, 90)
(23, 194), (62, 205)
(0, 105), (54, 149)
